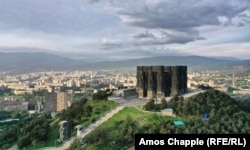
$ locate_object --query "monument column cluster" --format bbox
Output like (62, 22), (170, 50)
(137, 66), (187, 99)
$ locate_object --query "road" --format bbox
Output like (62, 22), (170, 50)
(41, 106), (125, 150)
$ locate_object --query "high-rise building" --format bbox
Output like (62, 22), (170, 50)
(209, 80), (214, 87)
(44, 92), (57, 112)
(44, 92), (68, 112)
(57, 92), (68, 111)
(137, 66), (187, 99)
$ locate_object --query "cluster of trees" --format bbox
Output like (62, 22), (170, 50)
(0, 88), (12, 96)
(0, 114), (50, 149)
(169, 89), (238, 116)
(60, 96), (115, 136)
(237, 99), (250, 113)
(143, 95), (182, 112)
(143, 99), (164, 111)
(197, 84), (213, 90)
(92, 90), (111, 101)
(144, 89), (250, 134)
(0, 111), (11, 120)
(0, 124), (19, 149)
(139, 111), (250, 134)
(17, 114), (51, 149)
(0, 111), (29, 126)
(144, 89), (245, 118)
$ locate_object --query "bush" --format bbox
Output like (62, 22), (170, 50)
(92, 91), (108, 101)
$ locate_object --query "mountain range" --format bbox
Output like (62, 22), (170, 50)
(0, 52), (249, 73)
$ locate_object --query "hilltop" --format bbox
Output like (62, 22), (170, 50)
(78, 89), (250, 149)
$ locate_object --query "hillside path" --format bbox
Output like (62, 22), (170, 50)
(41, 106), (125, 150)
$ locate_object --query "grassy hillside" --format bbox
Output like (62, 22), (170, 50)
(77, 89), (250, 150)
(82, 107), (185, 150)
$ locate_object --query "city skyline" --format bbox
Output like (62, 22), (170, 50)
(0, 0), (249, 61)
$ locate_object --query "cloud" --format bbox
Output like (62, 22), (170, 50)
(181, 42), (250, 59)
(99, 0), (250, 50)
(132, 31), (155, 39)
(83, 0), (101, 4)
(131, 30), (206, 45)
(0, 0), (116, 35)
(0, 0), (249, 60)
(0, 30), (98, 53)
(109, 0), (249, 29)
(100, 37), (123, 50)
(100, 29), (206, 51)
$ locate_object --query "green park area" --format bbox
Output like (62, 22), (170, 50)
(0, 97), (116, 150)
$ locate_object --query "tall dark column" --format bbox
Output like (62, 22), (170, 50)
(147, 67), (154, 99)
(171, 66), (179, 96)
(170, 66), (188, 96)
(143, 70), (148, 97)
(157, 67), (164, 98)
(179, 66), (187, 94)
(151, 66), (164, 99)
(137, 66), (144, 98)
(164, 66), (171, 97)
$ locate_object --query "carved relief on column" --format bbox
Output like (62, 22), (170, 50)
(147, 71), (153, 91)
(147, 70), (154, 99)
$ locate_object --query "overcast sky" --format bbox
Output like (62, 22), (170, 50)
(0, 0), (249, 61)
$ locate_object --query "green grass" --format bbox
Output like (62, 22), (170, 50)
(96, 106), (182, 131)
(101, 107), (149, 128)
(82, 106), (192, 149)
(81, 100), (116, 127)
(82, 107), (178, 149)
(89, 100), (116, 112)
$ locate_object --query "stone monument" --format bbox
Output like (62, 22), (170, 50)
(59, 120), (69, 141)
(75, 125), (83, 139)
(137, 66), (187, 99)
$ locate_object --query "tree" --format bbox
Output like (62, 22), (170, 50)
(144, 99), (155, 111)
(17, 134), (32, 149)
(118, 115), (137, 143)
(92, 90), (108, 101)
(161, 98), (167, 108)
(85, 105), (93, 116)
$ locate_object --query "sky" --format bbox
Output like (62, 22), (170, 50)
(0, 0), (249, 61)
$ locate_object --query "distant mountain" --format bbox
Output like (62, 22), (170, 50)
(0, 52), (79, 73)
(0, 52), (248, 73)
(209, 56), (243, 61)
(215, 59), (250, 70)
(80, 55), (238, 71)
